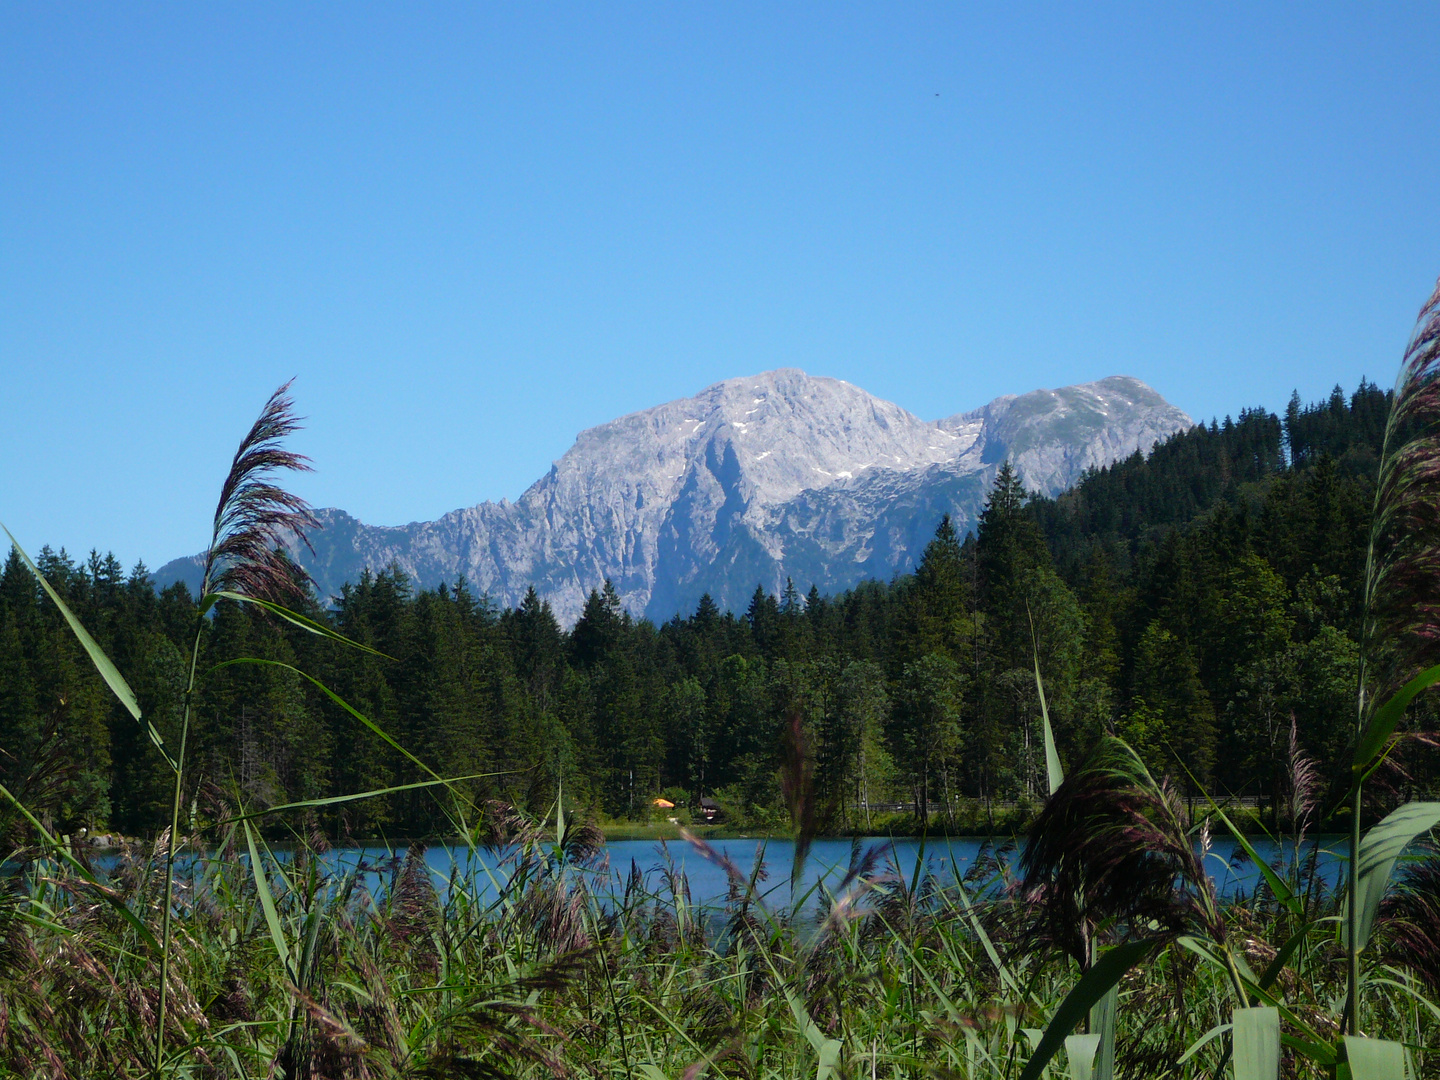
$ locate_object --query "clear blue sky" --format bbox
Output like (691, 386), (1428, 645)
(3, 4), (1439, 570)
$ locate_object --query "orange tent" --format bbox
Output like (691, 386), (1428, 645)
(652, 797), (675, 809)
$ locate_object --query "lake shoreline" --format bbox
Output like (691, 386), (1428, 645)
(595, 809), (1282, 842)
(68, 803), (1298, 851)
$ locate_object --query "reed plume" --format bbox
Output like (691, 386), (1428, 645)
(1379, 847), (1440, 995)
(1348, 277), (1440, 1032)
(200, 378), (318, 602)
(156, 379), (320, 1075)
(1280, 714), (1321, 839)
(1361, 278), (1440, 723)
(1017, 738), (1220, 971)
(387, 843), (441, 975)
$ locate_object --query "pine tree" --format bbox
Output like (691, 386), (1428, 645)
(1285, 389), (1305, 464)
(977, 464), (1052, 671)
(0, 611), (40, 795)
(780, 577), (801, 618)
(745, 584), (781, 657)
(891, 653), (964, 829)
(907, 514), (969, 659)
(507, 586), (565, 709)
(1126, 622), (1216, 790)
(571, 581), (625, 669)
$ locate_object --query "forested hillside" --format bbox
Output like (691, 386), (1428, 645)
(3, 380), (1431, 837)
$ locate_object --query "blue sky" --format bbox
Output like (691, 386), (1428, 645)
(3, 4), (1439, 570)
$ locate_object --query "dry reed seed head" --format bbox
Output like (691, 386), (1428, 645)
(301, 811), (331, 857)
(821, 844), (887, 932)
(516, 875), (592, 954)
(482, 799), (541, 852)
(1283, 713), (1322, 831)
(559, 816), (606, 867)
(1019, 738), (1219, 962)
(1367, 278), (1440, 701)
(1379, 845), (1440, 993)
(293, 986), (370, 1056)
(388, 843), (440, 946)
(202, 379), (320, 603)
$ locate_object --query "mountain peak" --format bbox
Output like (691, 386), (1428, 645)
(156, 372), (1191, 623)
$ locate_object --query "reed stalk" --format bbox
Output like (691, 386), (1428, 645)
(152, 380), (317, 1075)
(1347, 277), (1440, 1035)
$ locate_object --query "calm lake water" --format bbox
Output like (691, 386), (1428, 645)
(309, 834), (1349, 911)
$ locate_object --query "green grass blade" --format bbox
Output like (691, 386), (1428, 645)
(869, 908), (968, 1026)
(1342, 1035), (1407, 1079)
(209, 590), (395, 658)
(242, 819), (294, 983)
(955, 877), (1024, 998)
(1028, 601), (1064, 795)
(633, 995), (707, 1059)
(1064, 1033), (1099, 1080)
(2, 524), (141, 721)
(1280, 1033), (1338, 1068)
(1233, 1007), (1280, 1080)
(909, 832), (926, 897)
(1177, 1022), (1231, 1065)
(760, 947), (843, 1080)
(1037, 654), (1063, 797)
(1342, 801), (1440, 952)
(555, 776), (565, 849)
(1219, 965), (1335, 1063)
(1090, 983), (1116, 1080)
(1206, 800), (1300, 915)
(213, 657), (453, 790)
(1355, 663), (1440, 769)
(1019, 938), (1159, 1080)
(1371, 975), (1440, 1025)
(222, 772), (505, 823)
(1259, 928), (1308, 991)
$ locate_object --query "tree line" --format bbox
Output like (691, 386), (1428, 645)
(3, 379), (1433, 837)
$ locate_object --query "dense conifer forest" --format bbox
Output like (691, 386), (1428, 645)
(3, 380), (1431, 838)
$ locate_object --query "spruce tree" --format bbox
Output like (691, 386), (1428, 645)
(908, 514), (969, 659)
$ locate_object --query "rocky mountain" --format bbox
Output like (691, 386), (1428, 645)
(155, 371), (1191, 623)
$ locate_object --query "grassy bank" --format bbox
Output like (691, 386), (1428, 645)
(0, 789), (1435, 1078)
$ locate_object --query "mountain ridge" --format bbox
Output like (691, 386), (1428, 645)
(155, 370), (1192, 623)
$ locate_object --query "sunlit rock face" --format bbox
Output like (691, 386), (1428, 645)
(156, 371), (1190, 624)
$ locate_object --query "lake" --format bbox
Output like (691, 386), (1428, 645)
(311, 833), (1349, 911)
